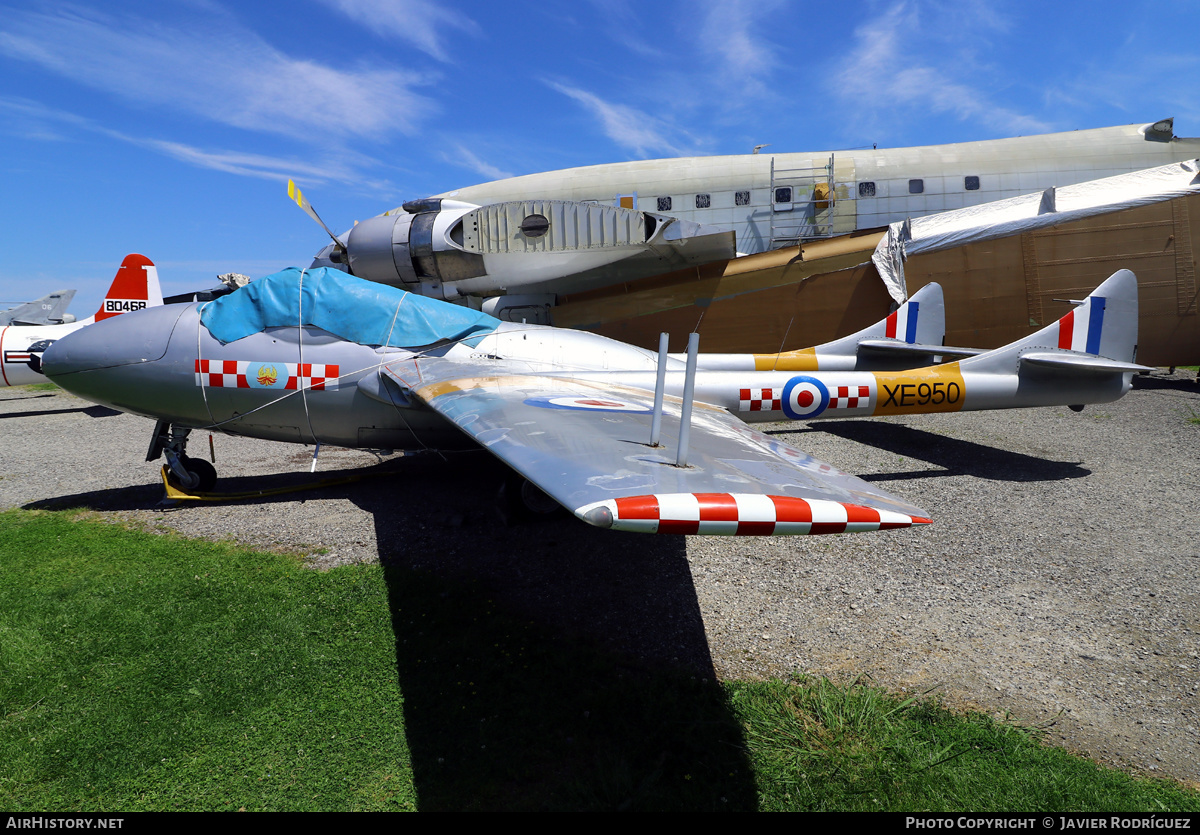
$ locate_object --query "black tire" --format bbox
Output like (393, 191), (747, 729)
(497, 474), (563, 524)
(178, 456), (218, 492)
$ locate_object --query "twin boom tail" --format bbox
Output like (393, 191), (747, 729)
(720, 269), (1148, 422)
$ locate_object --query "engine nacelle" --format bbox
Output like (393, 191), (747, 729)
(311, 198), (737, 303)
(337, 198), (483, 299)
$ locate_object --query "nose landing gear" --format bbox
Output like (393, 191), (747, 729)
(147, 420), (217, 493)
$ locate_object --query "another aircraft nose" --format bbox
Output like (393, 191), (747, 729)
(42, 303), (188, 378)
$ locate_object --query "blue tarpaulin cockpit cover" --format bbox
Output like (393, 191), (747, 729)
(199, 267), (502, 348)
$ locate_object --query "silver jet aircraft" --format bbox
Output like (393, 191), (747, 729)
(0, 289), (76, 326)
(42, 267), (1145, 536)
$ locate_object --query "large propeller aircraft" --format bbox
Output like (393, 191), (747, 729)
(0, 254), (162, 387)
(41, 265), (1145, 536)
(289, 179), (736, 322)
(289, 121), (1199, 327)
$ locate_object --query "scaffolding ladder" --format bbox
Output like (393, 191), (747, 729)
(769, 154), (836, 248)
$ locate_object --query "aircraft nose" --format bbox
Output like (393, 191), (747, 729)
(42, 303), (187, 378)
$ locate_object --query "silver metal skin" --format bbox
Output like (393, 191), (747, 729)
(650, 332), (668, 447)
(433, 121), (1200, 252)
(676, 332), (699, 467)
(41, 269), (1145, 535)
(44, 302), (467, 451)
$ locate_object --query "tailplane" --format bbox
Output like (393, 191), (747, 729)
(710, 282), (968, 373)
(961, 269), (1149, 377)
(824, 281), (982, 369)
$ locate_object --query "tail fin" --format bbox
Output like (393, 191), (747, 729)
(961, 269), (1149, 376)
(759, 282), (953, 372)
(94, 254), (162, 321)
(829, 281), (950, 370)
(0, 289), (76, 326)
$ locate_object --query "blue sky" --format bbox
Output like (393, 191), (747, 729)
(1, 0), (1197, 312)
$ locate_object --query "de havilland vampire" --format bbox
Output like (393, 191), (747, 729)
(42, 265), (1146, 536)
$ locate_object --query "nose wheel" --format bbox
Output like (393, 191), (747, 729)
(169, 455), (217, 493)
(148, 420), (218, 493)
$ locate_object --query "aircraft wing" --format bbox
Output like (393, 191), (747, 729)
(381, 358), (929, 535)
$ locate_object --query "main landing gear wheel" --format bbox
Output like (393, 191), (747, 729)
(497, 473), (564, 525)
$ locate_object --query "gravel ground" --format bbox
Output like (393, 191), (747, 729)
(2, 372), (1198, 785)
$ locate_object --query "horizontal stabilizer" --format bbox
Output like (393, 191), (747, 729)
(961, 269), (1140, 375)
(816, 281), (946, 370)
(1019, 352), (1152, 374)
(857, 339), (984, 359)
(706, 282), (948, 373)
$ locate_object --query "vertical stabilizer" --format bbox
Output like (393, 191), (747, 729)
(961, 269), (1147, 376)
(0, 289), (77, 326)
(94, 254), (162, 321)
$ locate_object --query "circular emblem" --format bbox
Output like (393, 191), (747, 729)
(781, 375), (829, 419)
(525, 395), (650, 413)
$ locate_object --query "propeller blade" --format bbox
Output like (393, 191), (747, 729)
(287, 179), (346, 253)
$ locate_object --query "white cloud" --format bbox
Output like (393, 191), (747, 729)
(696, 0), (784, 101)
(830, 2), (1050, 136)
(0, 4), (437, 141)
(0, 94), (89, 142)
(0, 95), (383, 187)
(443, 144), (513, 181)
(550, 82), (691, 157)
(314, 0), (479, 62)
(125, 139), (354, 183)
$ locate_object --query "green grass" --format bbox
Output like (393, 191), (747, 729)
(731, 676), (1194, 811)
(1, 509), (1197, 812)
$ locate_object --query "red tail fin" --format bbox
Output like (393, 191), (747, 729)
(94, 254), (161, 321)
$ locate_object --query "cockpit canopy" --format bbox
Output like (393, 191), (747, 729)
(199, 267), (501, 348)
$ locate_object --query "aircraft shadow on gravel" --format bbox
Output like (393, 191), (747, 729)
(771, 420), (1090, 483)
(1130, 373), (1200, 392)
(0, 404), (122, 420)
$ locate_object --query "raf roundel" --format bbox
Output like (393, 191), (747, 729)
(781, 375), (830, 420)
(524, 395), (651, 413)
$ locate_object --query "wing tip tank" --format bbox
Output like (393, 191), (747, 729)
(575, 493), (931, 536)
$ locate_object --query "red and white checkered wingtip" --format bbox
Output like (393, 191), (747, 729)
(576, 493), (931, 536)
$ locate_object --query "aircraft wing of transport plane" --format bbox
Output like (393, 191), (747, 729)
(42, 267), (1147, 536)
(0, 254), (163, 387)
